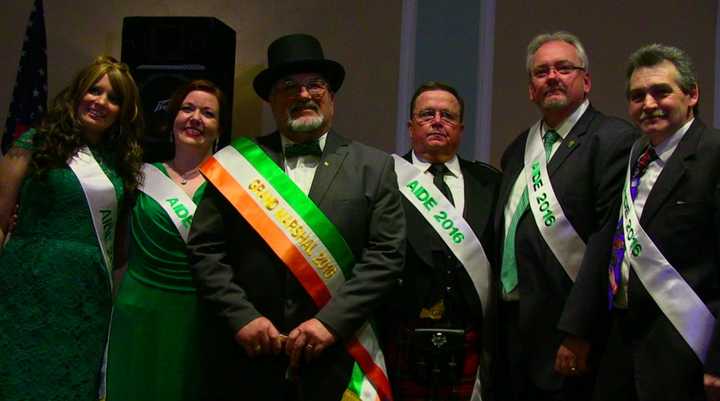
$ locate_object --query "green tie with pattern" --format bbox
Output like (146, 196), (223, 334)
(500, 129), (560, 294)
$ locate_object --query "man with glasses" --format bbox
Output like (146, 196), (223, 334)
(563, 44), (720, 401)
(495, 31), (636, 400)
(381, 81), (500, 400)
(188, 33), (405, 401)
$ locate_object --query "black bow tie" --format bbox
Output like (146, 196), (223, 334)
(284, 140), (322, 158)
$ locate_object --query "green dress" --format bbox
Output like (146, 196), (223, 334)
(107, 163), (206, 401)
(0, 130), (123, 400)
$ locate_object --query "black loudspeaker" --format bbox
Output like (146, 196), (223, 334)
(121, 17), (236, 162)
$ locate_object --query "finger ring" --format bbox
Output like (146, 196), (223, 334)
(570, 366), (577, 372)
(305, 344), (314, 351)
(254, 344), (261, 352)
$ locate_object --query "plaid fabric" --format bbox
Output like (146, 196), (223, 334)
(384, 324), (480, 401)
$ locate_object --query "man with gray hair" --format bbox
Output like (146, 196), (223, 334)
(494, 31), (636, 400)
(561, 43), (720, 401)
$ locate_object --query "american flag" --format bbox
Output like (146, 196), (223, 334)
(2, 0), (47, 155)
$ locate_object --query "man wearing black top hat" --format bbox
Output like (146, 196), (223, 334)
(188, 33), (405, 401)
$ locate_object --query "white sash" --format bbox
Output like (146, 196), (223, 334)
(67, 146), (118, 285)
(392, 155), (491, 315)
(522, 122), (585, 281)
(67, 146), (118, 401)
(139, 163), (197, 243)
(620, 145), (715, 363)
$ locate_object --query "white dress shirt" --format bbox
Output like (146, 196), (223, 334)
(412, 151), (465, 215)
(614, 118), (693, 308)
(281, 132), (328, 195)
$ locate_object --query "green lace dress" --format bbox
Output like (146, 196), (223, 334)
(107, 163), (206, 401)
(0, 130), (123, 400)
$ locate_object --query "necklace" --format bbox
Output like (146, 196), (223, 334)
(170, 162), (200, 185)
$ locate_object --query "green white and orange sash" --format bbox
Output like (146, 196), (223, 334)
(392, 155), (490, 315)
(139, 163), (196, 243)
(523, 121), (585, 281)
(620, 145), (715, 363)
(67, 146), (118, 401)
(201, 137), (392, 401)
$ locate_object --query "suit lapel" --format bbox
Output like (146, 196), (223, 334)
(461, 159), (491, 236)
(495, 135), (526, 235)
(640, 120), (701, 225)
(546, 106), (595, 176)
(256, 131), (284, 168)
(308, 131), (349, 204)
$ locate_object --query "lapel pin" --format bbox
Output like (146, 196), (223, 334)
(567, 140), (576, 149)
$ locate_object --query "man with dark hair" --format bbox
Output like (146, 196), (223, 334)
(562, 43), (720, 401)
(495, 31), (636, 401)
(382, 81), (500, 401)
(188, 33), (405, 401)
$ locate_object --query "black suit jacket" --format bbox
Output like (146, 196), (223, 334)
(382, 152), (501, 397)
(395, 152), (500, 320)
(187, 131), (406, 401)
(560, 119), (720, 400)
(495, 105), (636, 391)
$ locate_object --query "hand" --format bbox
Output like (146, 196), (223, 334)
(705, 373), (720, 401)
(7, 204), (19, 234)
(554, 335), (591, 376)
(234, 317), (283, 357)
(286, 318), (337, 367)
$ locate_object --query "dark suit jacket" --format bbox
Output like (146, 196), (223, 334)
(382, 152), (501, 397)
(495, 105), (636, 392)
(560, 119), (720, 401)
(187, 131), (406, 401)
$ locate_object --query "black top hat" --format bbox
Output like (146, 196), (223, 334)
(253, 33), (345, 101)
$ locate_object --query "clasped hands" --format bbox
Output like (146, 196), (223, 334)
(235, 316), (336, 367)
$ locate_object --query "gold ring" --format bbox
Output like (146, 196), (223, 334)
(254, 344), (262, 352)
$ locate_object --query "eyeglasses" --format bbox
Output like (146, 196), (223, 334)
(531, 63), (585, 79)
(413, 108), (461, 126)
(273, 78), (329, 97)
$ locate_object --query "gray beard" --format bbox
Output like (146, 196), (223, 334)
(288, 114), (324, 132)
(542, 97), (568, 109)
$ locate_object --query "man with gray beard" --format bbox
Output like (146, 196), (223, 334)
(493, 31), (636, 400)
(188, 33), (405, 401)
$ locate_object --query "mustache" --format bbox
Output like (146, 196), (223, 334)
(289, 100), (320, 114)
(543, 84), (566, 95)
(640, 109), (666, 121)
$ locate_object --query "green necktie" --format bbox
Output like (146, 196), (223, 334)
(500, 130), (560, 294)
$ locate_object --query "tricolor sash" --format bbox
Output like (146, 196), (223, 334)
(139, 163), (197, 243)
(620, 144), (715, 363)
(392, 155), (491, 315)
(523, 122), (585, 281)
(201, 137), (392, 401)
(67, 146), (118, 401)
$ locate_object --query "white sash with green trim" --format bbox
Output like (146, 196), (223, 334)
(67, 146), (118, 401)
(201, 137), (391, 401)
(139, 163), (196, 243)
(68, 146), (117, 283)
(620, 145), (715, 363)
(523, 122), (585, 281)
(392, 155), (490, 315)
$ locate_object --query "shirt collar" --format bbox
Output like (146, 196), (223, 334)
(652, 118), (693, 163)
(411, 151), (461, 178)
(541, 99), (590, 140)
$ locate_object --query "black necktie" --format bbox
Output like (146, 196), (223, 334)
(284, 140), (322, 158)
(429, 163), (454, 206)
